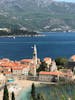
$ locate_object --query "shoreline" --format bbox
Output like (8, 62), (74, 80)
(0, 32), (75, 38)
(0, 34), (45, 38)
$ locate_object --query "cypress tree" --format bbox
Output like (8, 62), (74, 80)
(11, 92), (15, 100)
(31, 83), (36, 100)
(3, 84), (9, 100)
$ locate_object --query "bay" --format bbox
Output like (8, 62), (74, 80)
(1, 32), (75, 100)
(0, 32), (75, 60)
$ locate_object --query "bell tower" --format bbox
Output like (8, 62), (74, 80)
(33, 44), (37, 76)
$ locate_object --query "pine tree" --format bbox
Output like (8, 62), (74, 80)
(3, 84), (9, 100)
(11, 92), (15, 100)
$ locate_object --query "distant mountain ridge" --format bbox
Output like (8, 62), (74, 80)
(0, 0), (75, 32)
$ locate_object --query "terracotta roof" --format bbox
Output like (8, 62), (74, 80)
(4, 71), (11, 74)
(39, 71), (73, 77)
(44, 57), (51, 61)
(12, 67), (23, 70)
(21, 59), (33, 63)
(39, 71), (64, 76)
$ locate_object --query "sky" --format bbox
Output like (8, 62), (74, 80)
(55, 0), (75, 2)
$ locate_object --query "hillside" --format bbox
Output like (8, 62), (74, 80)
(0, 0), (75, 32)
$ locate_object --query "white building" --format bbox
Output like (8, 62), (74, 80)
(0, 74), (6, 84)
(44, 57), (52, 68)
(50, 60), (57, 72)
(33, 45), (37, 76)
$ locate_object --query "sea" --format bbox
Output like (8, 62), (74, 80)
(0, 32), (75, 61)
(1, 32), (75, 100)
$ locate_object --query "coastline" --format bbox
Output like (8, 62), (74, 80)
(0, 34), (45, 38)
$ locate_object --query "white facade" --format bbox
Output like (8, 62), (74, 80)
(13, 69), (22, 75)
(39, 74), (53, 82)
(12, 67), (29, 76)
(22, 68), (29, 76)
(50, 61), (57, 72)
(33, 45), (37, 76)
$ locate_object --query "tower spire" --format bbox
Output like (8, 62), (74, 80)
(33, 44), (37, 76)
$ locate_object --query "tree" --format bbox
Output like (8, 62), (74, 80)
(11, 92), (15, 100)
(30, 83), (46, 100)
(55, 57), (68, 66)
(37, 61), (47, 72)
(31, 83), (36, 100)
(3, 84), (9, 100)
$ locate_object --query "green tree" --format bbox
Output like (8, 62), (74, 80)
(31, 83), (36, 100)
(3, 84), (9, 100)
(11, 92), (15, 100)
(37, 61), (47, 72)
(55, 57), (68, 66)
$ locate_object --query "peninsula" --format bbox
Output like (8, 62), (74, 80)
(0, 28), (41, 37)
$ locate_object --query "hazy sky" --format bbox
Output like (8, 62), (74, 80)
(55, 0), (75, 2)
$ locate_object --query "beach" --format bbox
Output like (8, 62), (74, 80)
(0, 79), (40, 100)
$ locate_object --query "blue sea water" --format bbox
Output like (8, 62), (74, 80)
(0, 32), (75, 60)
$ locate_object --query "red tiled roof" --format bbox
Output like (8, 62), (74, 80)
(21, 59), (32, 63)
(4, 71), (11, 74)
(44, 57), (51, 59)
(12, 67), (23, 70)
(44, 57), (52, 61)
(39, 71), (64, 76)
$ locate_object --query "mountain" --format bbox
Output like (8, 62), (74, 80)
(0, 0), (75, 32)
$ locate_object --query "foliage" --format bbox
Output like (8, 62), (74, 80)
(3, 84), (9, 100)
(37, 61), (47, 72)
(57, 65), (64, 70)
(55, 57), (68, 66)
(31, 83), (36, 100)
(31, 83), (46, 100)
(0, 1), (75, 31)
(37, 93), (45, 100)
(30, 82), (75, 100)
(0, 29), (38, 36)
(11, 92), (15, 100)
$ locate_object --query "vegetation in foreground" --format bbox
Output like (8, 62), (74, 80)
(31, 83), (45, 100)
(3, 84), (9, 100)
(11, 92), (15, 100)
(30, 83), (75, 100)
(3, 84), (15, 100)
(0, 29), (39, 36)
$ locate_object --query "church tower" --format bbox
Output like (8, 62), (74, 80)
(33, 44), (37, 76)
